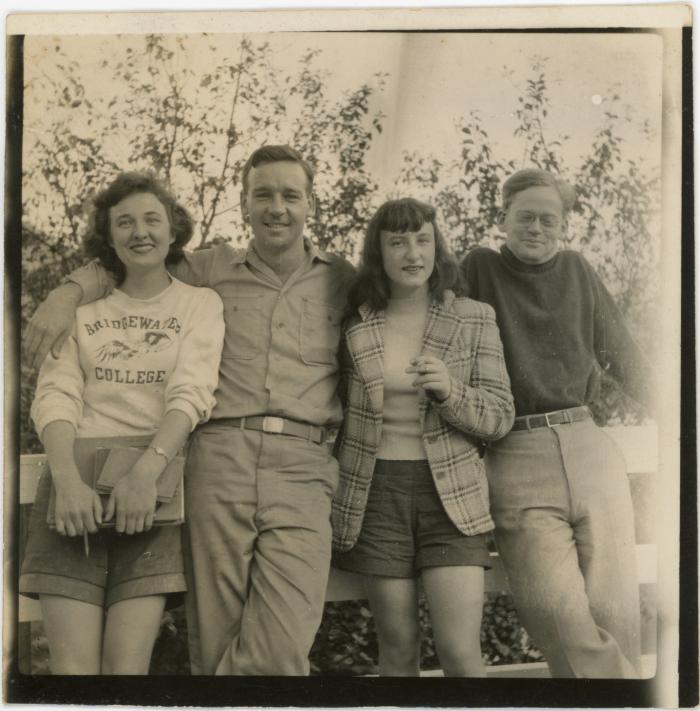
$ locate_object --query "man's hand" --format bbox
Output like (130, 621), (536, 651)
(24, 282), (83, 369)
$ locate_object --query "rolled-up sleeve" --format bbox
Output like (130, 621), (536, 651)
(30, 328), (85, 440)
(164, 288), (225, 430)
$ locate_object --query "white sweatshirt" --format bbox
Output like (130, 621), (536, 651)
(31, 277), (225, 439)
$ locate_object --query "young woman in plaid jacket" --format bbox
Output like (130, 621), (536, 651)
(332, 199), (514, 676)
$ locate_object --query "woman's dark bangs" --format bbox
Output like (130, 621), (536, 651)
(381, 202), (426, 235)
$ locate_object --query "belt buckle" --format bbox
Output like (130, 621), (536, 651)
(262, 416), (285, 434)
(544, 412), (558, 428)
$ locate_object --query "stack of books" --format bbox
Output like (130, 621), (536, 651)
(47, 445), (184, 528)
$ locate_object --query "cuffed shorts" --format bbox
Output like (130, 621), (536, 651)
(333, 459), (492, 578)
(19, 435), (186, 609)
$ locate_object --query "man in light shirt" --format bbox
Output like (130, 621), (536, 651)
(25, 145), (355, 675)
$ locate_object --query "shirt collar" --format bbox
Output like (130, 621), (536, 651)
(231, 237), (333, 265)
(358, 290), (456, 322)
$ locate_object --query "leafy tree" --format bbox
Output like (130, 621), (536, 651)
(20, 48), (658, 676)
(21, 34), (386, 451)
(113, 35), (289, 247)
(23, 35), (385, 254)
(23, 41), (123, 249)
(399, 61), (659, 424)
(512, 60), (565, 174)
(20, 226), (86, 453)
(290, 52), (386, 254)
(401, 118), (514, 251)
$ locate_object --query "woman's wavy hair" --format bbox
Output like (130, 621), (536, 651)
(83, 171), (193, 284)
(347, 198), (461, 316)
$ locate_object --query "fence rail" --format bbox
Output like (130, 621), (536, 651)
(16, 424), (658, 676)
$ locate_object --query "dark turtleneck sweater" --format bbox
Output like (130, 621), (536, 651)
(461, 245), (651, 417)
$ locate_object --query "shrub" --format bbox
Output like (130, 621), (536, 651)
(308, 593), (543, 676)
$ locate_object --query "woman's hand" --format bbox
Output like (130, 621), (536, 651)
(54, 476), (103, 536)
(104, 455), (161, 534)
(406, 355), (452, 402)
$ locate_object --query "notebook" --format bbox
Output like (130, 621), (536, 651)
(47, 445), (185, 528)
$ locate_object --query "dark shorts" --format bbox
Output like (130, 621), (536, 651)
(333, 459), (492, 578)
(19, 436), (186, 609)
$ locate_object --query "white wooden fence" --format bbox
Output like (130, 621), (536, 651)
(16, 424), (658, 676)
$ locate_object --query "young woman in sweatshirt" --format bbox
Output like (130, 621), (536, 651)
(20, 172), (224, 674)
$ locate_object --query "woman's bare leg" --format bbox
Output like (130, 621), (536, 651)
(40, 595), (103, 674)
(422, 566), (486, 677)
(101, 595), (166, 674)
(365, 576), (421, 676)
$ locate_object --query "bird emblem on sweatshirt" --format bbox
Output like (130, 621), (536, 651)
(95, 331), (173, 362)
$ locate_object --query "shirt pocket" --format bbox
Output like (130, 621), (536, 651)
(299, 297), (343, 366)
(221, 295), (264, 360)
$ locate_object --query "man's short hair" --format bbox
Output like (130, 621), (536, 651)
(502, 169), (577, 214)
(241, 145), (315, 194)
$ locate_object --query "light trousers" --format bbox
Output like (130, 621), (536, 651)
(183, 423), (338, 675)
(485, 418), (642, 678)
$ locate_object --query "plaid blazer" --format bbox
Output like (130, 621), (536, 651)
(332, 291), (514, 551)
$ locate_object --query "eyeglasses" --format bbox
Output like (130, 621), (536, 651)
(513, 211), (562, 229)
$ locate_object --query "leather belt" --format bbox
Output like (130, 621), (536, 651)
(511, 406), (590, 432)
(212, 416), (327, 445)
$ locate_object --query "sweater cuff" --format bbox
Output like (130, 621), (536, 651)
(35, 415), (78, 443)
(433, 376), (466, 423)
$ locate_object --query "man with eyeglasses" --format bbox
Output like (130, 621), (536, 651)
(461, 168), (652, 678)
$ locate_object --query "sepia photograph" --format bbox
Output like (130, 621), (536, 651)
(4, 3), (693, 708)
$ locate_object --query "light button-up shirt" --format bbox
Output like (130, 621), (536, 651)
(68, 238), (355, 427)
